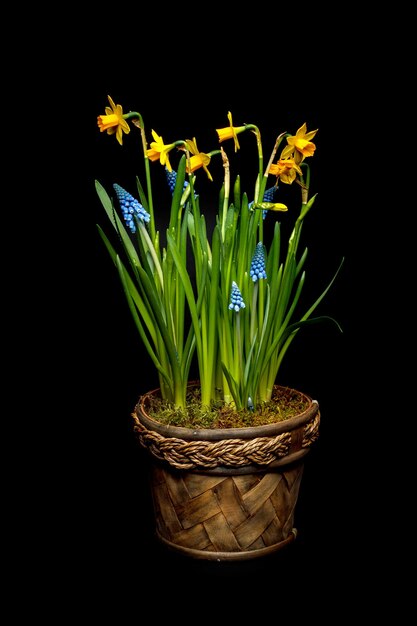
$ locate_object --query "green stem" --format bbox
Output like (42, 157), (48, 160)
(236, 312), (243, 399)
(124, 112), (157, 244)
(138, 221), (164, 289)
(220, 148), (230, 240)
(250, 282), (258, 343)
(260, 131), (287, 202)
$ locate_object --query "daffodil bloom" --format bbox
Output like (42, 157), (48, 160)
(185, 138), (213, 181)
(269, 158), (303, 184)
(97, 95), (131, 146)
(216, 111), (247, 152)
(146, 130), (177, 172)
(280, 123), (318, 164)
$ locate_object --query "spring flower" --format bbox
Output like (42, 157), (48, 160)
(263, 186), (278, 203)
(262, 187), (278, 218)
(250, 242), (267, 282)
(146, 130), (177, 172)
(113, 184), (150, 233)
(269, 158), (303, 185)
(216, 111), (247, 152)
(229, 281), (246, 312)
(165, 167), (190, 195)
(280, 123), (318, 164)
(185, 138), (213, 181)
(97, 95), (131, 146)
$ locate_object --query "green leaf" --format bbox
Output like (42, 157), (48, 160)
(95, 180), (140, 267)
(220, 364), (240, 408)
(281, 315), (343, 342)
(115, 256), (173, 393)
(166, 231), (202, 358)
(170, 155), (187, 230)
(298, 193), (317, 222)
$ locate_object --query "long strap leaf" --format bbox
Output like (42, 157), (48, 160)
(95, 180), (140, 268)
(115, 256), (174, 394)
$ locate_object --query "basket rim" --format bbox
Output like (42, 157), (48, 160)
(134, 383), (319, 442)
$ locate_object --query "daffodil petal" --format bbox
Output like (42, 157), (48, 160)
(304, 129), (318, 140)
(203, 166), (213, 181)
(107, 95), (117, 112)
(280, 144), (294, 159)
(120, 119), (130, 134)
(116, 126), (123, 145)
(186, 138), (198, 155)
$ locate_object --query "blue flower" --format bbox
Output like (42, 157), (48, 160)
(113, 184), (150, 233)
(165, 167), (190, 195)
(262, 186), (277, 203)
(250, 242), (267, 282)
(228, 281), (245, 312)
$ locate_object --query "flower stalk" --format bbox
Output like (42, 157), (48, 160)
(95, 100), (343, 410)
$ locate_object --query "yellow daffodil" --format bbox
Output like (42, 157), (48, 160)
(280, 123), (318, 164)
(97, 95), (131, 146)
(216, 111), (247, 152)
(146, 130), (176, 172)
(185, 138), (213, 181)
(269, 158), (303, 185)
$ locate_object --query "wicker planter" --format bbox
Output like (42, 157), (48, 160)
(132, 384), (320, 561)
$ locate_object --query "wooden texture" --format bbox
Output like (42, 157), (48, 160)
(134, 385), (319, 559)
(149, 462), (304, 557)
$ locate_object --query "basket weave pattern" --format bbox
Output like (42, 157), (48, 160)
(151, 463), (304, 553)
(133, 386), (320, 557)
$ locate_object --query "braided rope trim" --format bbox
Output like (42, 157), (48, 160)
(132, 411), (320, 470)
(302, 411), (320, 447)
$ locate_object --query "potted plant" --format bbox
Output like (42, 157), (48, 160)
(94, 96), (343, 561)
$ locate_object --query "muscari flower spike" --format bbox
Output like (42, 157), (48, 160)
(229, 281), (246, 312)
(165, 167), (190, 195)
(263, 187), (277, 203)
(113, 184), (150, 233)
(250, 242), (267, 282)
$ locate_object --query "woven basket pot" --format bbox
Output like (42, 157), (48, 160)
(132, 384), (320, 561)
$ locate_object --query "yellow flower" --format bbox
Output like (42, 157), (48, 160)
(97, 95), (130, 146)
(146, 130), (176, 172)
(268, 158), (303, 185)
(280, 123), (318, 164)
(216, 111), (246, 152)
(185, 138), (213, 181)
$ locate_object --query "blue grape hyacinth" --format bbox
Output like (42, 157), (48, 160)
(113, 183), (150, 233)
(250, 242), (267, 282)
(262, 186), (277, 203)
(228, 281), (246, 312)
(165, 167), (190, 195)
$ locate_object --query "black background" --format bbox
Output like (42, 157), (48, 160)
(55, 25), (387, 616)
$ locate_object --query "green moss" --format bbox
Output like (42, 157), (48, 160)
(143, 386), (310, 429)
